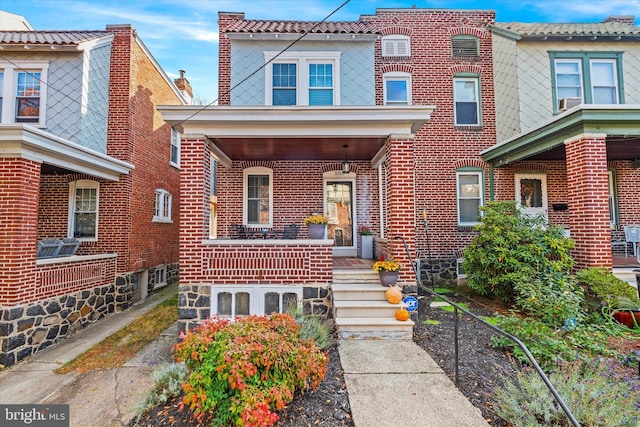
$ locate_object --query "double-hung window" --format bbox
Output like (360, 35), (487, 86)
(383, 72), (411, 105)
(456, 170), (483, 226)
(551, 52), (622, 111)
(153, 189), (172, 223)
(170, 129), (180, 167)
(68, 180), (99, 241)
(0, 62), (48, 125)
(265, 52), (340, 106)
(453, 76), (480, 126)
(243, 167), (273, 227)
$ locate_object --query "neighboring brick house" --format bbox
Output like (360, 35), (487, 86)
(0, 16), (188, 366)
(486, 16), (640, 268)
(160, 8), (497, 331)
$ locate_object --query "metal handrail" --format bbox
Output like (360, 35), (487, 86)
(394, 235), (580, 427)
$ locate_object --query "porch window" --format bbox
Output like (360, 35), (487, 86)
(170, 128), (180, 167)
(383, 72), (411, 105)
(264, 51), (340, 106)
(551, 52), (622, 111)
(68, 180), (99, 241)
(153, 189), (172, 223)
(212, 286), (302, 319)
(243, 167), (273, 227)
(608, 170), (617, 227)
(456, 170), (483, 226)
(0, 62), (48, 125)
(453, 76), (480, 126)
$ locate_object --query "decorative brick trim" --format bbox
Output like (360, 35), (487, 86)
(453, 159), (486, 170)
(240, 160), (276, 170)
(451, 64), (483, 75)
(380, 26), (412, 37)
(320, 162), (359, 174)
(511, 162), (549, 174)
(381, 63), (414, 74)
(449, 27), (487, 39)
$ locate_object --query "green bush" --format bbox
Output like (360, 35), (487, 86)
(173, 314), (328, 427)
(135, 363), (189, 418)
(576, 266), (640, 311)
(513, 272), (584, 329)
(286, 304), (334, 350)
(493, 360), (638, 426)
(463, 201), (574, 301)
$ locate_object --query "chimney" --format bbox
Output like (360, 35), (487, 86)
(603, 16), (635, 26)
(174, 69), (193, 103)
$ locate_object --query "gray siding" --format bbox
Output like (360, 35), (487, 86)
(230, 40), (375, 106)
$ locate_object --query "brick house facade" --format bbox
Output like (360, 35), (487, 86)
(0, 22), (187, 366)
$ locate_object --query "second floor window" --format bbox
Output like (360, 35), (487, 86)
(0, 62), (48, 125)
(453, 77), (480, 126)
(170, 129), (180, 167)
(265, 51), (340, 106)
(551, 52), (622, 111)
(383, 72), (411, 105)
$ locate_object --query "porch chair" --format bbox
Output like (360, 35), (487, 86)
(281, 224), (299, 239)
(625, 225), (640, 257)
(36, 238), (63, 259)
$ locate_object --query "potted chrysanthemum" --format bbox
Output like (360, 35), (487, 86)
(373, 256), (401, 286)
(303, 214), (328, 239)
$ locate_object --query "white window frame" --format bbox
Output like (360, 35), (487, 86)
(68, 179), (99, 242)
(308, 62), (334, 106)
(211, 286), (302, 320)
(608, 170), (617, 228)
(381, 35), (410, 57)
(383, 72), (412, 105)
(243, 166), (273, 228)
(453, 77), (480, 126)
(153, 188), (172, 223)
(170, 128), (180, 168)
(554, 59), (583, 107)
(456, 257), (467, 279)
(264, 51), (341, 106)
(155, 265), (167, 288)
(0, 62), (48, 126)
(590, 59), (619, 104)
(456, 171), (483, 226)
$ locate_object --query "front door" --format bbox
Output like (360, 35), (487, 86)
(515, 173), (548, 218)
(324, 173), (356, 257)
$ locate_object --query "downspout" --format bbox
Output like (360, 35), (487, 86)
(489, 163), (495, 201)
(378, 164), (385, 238)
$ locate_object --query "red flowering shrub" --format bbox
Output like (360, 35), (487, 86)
(173, 314), (328, 427)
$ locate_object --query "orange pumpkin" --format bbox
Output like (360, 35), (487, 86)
(395, 307), (410, 321)
(385, 285), (403, 304)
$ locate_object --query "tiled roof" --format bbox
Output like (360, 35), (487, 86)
(0, 31), (111, 45)
(225, 19), (378, 35)
(494, 22), (640, 37)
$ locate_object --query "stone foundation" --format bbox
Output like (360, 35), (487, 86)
(419, 257), (459, 287)
(178, 283), (332, 333)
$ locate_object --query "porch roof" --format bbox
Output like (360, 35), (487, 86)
(158, 105), (435, 166)
(0, 124), (134, 181)
(481, 105), (640, 167)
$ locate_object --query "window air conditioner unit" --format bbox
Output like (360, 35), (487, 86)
(558, 97), (582, 111)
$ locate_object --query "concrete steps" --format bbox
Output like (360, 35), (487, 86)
(332, 271), (414, 340)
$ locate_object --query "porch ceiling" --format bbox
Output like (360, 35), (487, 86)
(482, 105), (640, 166)
(158, 105), (435, 163)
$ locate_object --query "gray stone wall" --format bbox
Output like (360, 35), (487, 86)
(419, 257), (459, 287)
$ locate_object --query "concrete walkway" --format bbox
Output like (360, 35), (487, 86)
(0, 284), (490, 427)
(339, 340), (490, 427)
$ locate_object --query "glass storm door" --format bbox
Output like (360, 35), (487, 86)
(325, 179), (356, 257)
(515, 173), (548, 218)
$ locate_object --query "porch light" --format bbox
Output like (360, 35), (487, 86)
(342, 144), (350, 173)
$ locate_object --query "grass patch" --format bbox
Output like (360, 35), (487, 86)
(423, 319), (440, 325)
(480, 316), (500, 326)
(56, 295), (178, 374)
(434, 287), (454, 294)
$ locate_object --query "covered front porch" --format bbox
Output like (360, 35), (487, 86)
(482, 105), (640, 269)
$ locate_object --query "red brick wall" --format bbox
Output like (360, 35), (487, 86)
(0, 158), (40, 305)
(217, 12), (245, 106)
(367, 10), (497, 261)
(565, 134), (611, 267)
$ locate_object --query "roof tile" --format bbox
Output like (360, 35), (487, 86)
(0, 31), (111, 45)
(225, 19), (378, 35)
(494, 22), (640, 37)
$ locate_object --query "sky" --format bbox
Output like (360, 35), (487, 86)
(2, 0), (639, 102)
